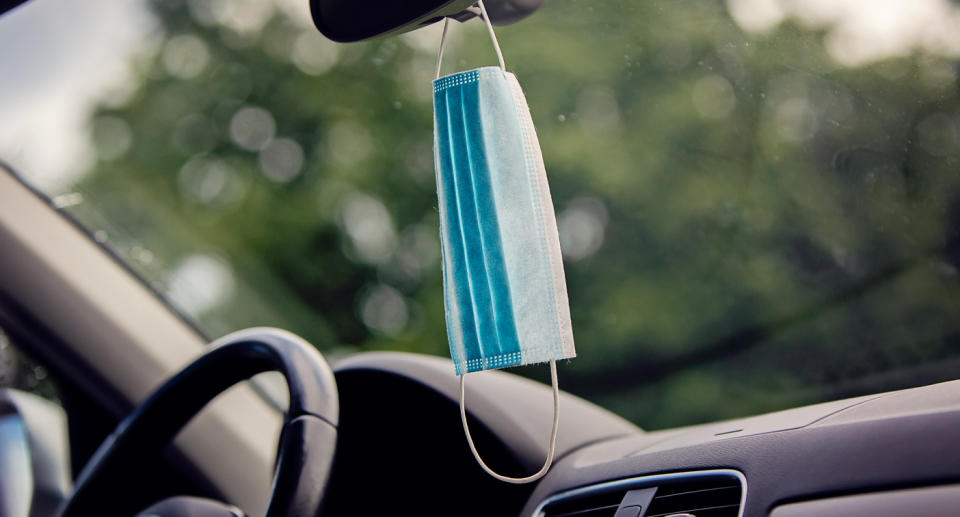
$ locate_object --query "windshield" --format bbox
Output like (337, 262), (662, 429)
(3, 0), (960, 430)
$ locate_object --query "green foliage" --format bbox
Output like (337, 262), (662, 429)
(69, 0), (960, 429)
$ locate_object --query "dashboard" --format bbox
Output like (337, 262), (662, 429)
(325, 352), (960, 517)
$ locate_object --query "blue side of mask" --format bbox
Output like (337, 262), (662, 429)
(434, 66), (576, 375)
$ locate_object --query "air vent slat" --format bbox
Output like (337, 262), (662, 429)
(536, 470), (744, 517)
(647, 503), (741, 517)
(654, 485), (740, 499)
(646, 484), (740, 516)
(550, 505), (619, 517)
(564, 508), (617, 517)
(654, 480), (740, 497)
(540, 489), (625, 517)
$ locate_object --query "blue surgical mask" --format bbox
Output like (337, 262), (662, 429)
(432, 1), (575, 484)
(433, 65), (576, 375)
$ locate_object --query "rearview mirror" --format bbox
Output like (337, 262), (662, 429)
(309, 0), (547, 43)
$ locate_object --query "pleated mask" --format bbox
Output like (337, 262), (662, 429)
(432, 0), (576, 484)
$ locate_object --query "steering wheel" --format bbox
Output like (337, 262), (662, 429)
(57, 328), (339, 517)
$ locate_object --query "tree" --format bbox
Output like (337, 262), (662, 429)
(72, 0), (960, 428)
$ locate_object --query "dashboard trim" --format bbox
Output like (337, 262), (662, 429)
(528, 468), (747, 517)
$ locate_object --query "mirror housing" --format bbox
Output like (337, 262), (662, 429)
(310, 0), (547, 43)
(0, 390), (72, 517)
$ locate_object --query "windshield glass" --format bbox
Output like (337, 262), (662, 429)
(3, 0), (960, 429)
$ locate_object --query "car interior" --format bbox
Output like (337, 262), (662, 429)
(2, 0), (960, 516)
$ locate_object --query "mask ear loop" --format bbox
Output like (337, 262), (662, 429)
(435, 0), (507, 80)
(435, 18), (450, 80)
(460, 360), (560, 484)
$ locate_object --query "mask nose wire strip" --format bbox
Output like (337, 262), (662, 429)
(435, 0), (507, 80)
(459, 360), (560, 484)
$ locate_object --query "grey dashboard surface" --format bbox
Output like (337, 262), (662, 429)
(770, 485), (960, 517)
(325, 352), (960, 517)
(769, 484), (960, 517)
(521, 378), (960, 517)
(323, 353), (640, 516)
(332, 352), (639, 469)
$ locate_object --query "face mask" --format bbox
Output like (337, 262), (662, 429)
(433, 0), (576, 483)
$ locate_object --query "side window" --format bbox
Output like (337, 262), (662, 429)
(0, 326), (59, 403)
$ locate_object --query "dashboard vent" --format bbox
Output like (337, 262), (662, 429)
(644, 476), (742, 517)
(535, 470), (744, 517)
(538, 489), (626, 516)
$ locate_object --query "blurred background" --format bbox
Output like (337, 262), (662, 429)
(2, 0), (960, 429)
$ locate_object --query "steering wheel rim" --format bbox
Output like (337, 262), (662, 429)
(57, 328), (339, 517)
